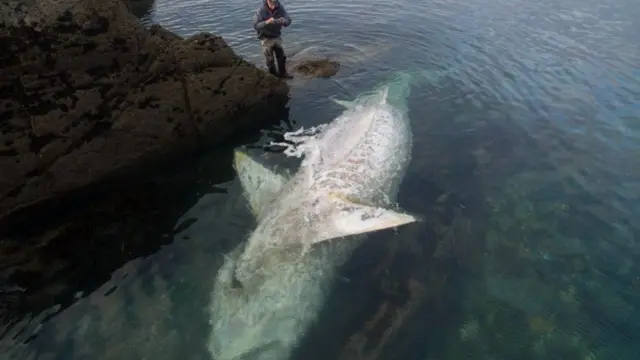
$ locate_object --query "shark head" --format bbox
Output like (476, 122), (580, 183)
(208, 241), (309, 360)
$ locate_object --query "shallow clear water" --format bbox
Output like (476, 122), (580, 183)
(3, 0), (640, 359)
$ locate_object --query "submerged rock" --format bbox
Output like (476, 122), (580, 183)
(291, 58), (340, 78)
(0, 0), (289, 223)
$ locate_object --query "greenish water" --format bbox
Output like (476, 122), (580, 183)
(3, 0), (640, 359)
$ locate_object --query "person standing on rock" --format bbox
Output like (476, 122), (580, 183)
(253, 0), (293, 79)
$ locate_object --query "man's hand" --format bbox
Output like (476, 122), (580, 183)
(266, 17), (275, 24)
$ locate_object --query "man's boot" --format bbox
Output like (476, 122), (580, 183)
(266, 58), (278, 76)
(274, 47), (293, 79)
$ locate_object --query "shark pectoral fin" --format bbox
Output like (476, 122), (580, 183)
(313, 195), (421, 244)
(234, 149), (288, 219)
(333, 206), (419, 235)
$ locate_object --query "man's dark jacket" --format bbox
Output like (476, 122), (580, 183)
(253, 0), (292, 39)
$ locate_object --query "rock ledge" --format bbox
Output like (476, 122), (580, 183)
(0, 0), (289, 222)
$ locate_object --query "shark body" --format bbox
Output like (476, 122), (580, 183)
(208, 71), (424, 360)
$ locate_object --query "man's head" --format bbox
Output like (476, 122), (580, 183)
(266, 0), (278, 10)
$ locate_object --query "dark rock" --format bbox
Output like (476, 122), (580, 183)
(123, 0), (156, 18)
(291, 58), (340, 78)
(0, 109), (293, 343)
(0, 0), (289, 223)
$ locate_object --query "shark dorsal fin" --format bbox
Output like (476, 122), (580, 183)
(234, 149), (289, 220)
(312, 191), (420, 244)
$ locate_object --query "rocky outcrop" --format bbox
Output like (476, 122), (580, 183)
(125, 0), (155, 18)
(0, 0), (289, 223)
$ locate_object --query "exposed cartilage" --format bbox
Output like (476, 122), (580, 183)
(268, 142), (307, 158)
(269, 125), (327, 159)
(283, 125), (327, 143)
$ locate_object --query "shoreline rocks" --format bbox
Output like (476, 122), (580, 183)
(0, 0), (289, 225)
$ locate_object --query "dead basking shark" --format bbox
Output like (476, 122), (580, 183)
(207, 70), (443, 360)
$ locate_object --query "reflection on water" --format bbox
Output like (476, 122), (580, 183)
(3, 0), (640, 359)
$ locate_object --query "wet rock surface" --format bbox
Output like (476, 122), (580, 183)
(0, 0), (289, 224)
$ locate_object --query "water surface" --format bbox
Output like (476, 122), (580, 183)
(3, 0), (640, 359)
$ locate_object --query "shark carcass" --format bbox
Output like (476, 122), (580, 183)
(208, 71), (431, 360)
